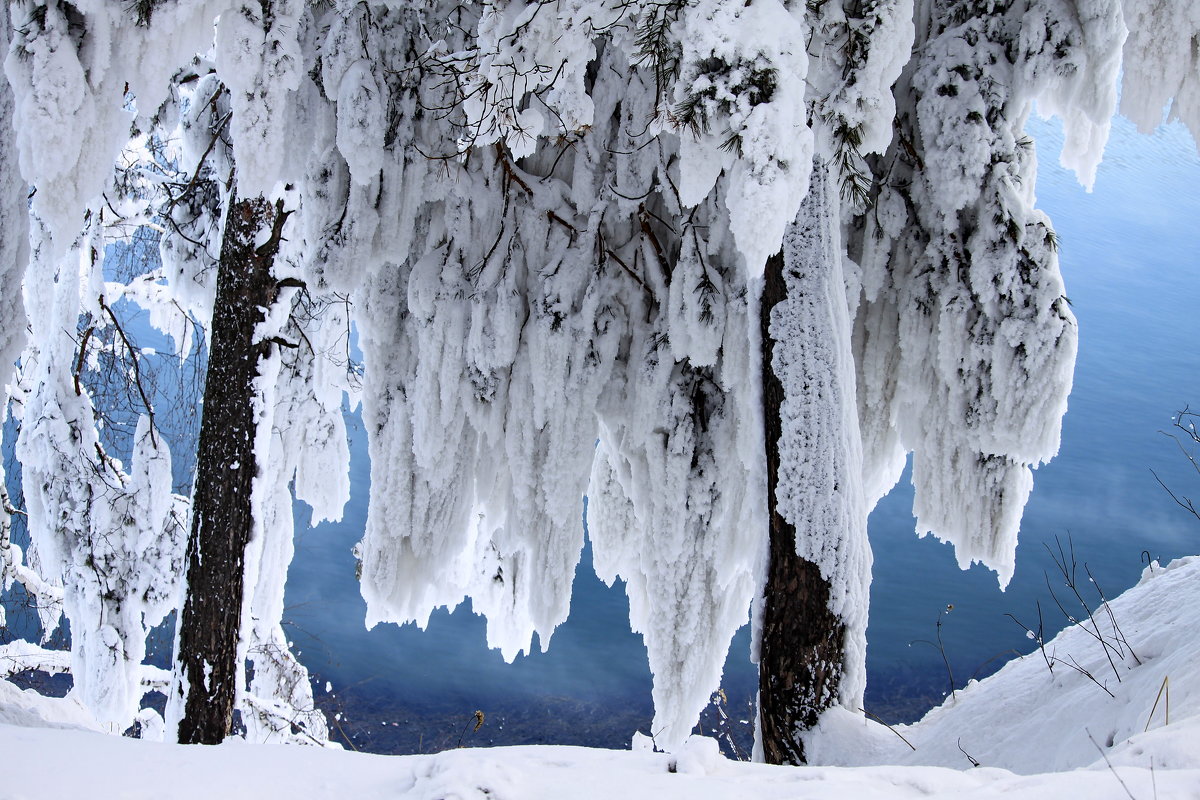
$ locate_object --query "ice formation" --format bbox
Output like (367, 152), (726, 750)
(0, 4), (37, 633)
(1120, 0), (1200, 142)
(1, 0), (1196, 754)
(0, 1), (341, 739)
(848, 0), (1125, 587)
(765, 164), (871, 710)
(14, 222), (188, 731)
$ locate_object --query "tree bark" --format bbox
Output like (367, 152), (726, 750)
(175, 194), (283, 744)
(757, 248), (847, 766)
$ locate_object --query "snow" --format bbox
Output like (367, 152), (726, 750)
(15, 219), (187, 732)
(1120, 0), (1200, 144)
(766, 162), (870, 708)
(215, 0), (306, 197)
(0, 678), (98, 732)
(814, 556), (1200, 777)
(0, 3), (28, 401)
(1025, 0), (1125, 189)
(0, 0), (1196, 770)
(675, 0), (814, 276)
(806, 0), (914, 159)
(236, 268), (350, 745)
(4, 555), (1200, 798)
(846, 0), (1102, 588)
(4, 729), (1190, 800)
(0, 639), (70, 680)
(4, 0), (223, 258)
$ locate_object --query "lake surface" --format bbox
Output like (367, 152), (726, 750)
(282, 113), (1200, 753)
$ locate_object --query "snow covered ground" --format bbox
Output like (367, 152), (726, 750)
(3, 556), (1199, 799)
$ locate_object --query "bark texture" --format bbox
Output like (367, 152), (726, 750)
(176, 194), (283, 745)
(757, 248), (847, 766)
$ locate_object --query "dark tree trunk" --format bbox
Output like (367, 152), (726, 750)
(757, 248), (847, 766)
(175, 194), (284, 744)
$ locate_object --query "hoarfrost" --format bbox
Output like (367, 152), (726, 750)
(1, 0), (1191, 755)
(769, 163), (870, 708)
(1121, 0), (1200, 144)
(847, 0), (1100, 587)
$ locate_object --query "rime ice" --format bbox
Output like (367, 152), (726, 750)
(1, 0), (1195, 754)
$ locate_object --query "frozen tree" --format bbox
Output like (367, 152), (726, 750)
(0, 1), (40, 639)
(151, 38), (346, 742)
(160, 69), (342, 742)
(1, 0), (340, 744)
(1, 0), (1196, 765)
(1, 0), (196, 730)
(167, 184), (291, 744)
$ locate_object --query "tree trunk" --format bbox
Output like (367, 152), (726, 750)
(756, 158), (870, 765)
(174, 194), (283, 744)
(757, 247), (847, 765)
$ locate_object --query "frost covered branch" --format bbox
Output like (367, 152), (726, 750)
(1152, 406), (1200, 523)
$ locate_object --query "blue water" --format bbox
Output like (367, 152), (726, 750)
(282, 113), (1200, 750)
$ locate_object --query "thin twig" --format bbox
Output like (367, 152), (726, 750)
(936, 611), (956, 700)
(1150, 468), (1198, 521)
(73, 325), (94, 397)
(859, 707), (916, 751)
(968, 649), (1023, 683)
(1045, 536), (1124, 680)
(604, 247), (650, 295)
(97, 295), (158, 449)
(1086, 728), (1137, 800)
(168, 105), (231, 210)
(495, 143), (533, 195)
(1055, 653), (1115, 698)
(957, 737), (980, 767)
(1087, 564), (1141, 665)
